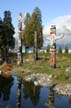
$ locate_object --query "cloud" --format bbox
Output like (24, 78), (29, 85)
(43, 15), (71, 47)
(43, 15), (71, 35)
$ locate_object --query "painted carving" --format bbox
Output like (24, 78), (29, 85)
(47, 25), (64, 68)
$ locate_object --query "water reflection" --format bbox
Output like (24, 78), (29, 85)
(68, 96), (71, 104)
(23, 81), (41, 106)
(0, 76), (71, 108)
(47, 88), (55, 108)
(16, 77), (22, 108)
(0, 75), (14, 101)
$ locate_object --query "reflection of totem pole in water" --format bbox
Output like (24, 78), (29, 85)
(23, 81), (40, 106)
(47, 25), (64, 68)
(16, 78), (22, 108)
(17, 13), (23, 65)
(47, 88), (55, 108)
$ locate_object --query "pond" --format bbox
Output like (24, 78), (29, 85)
(0, 75), (71, 108)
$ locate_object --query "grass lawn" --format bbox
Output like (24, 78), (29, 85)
(13, 52), (71, 84)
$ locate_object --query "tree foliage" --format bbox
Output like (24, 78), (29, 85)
(0, 11), (15, 62)
(58, 47), (62, 53)
(24, 12), (31, 26)
(3, 11), (15, 49)
(0, 18), (5, 49)
(23, 7), (43, 49)
(65, 47), (68, 54)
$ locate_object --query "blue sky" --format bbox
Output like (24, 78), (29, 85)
(0, 0), (71, 31)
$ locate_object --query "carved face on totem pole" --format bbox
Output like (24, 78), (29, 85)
(18, 13), (22, 31)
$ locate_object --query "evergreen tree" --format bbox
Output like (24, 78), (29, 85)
(0, 17), (6, 61)
(0, 11), (15, 62)
(0, 17), (5, 49)
(31, 7), (43, 60)
(65, 47), (68, 54)
(30, 7), (43, 48)
(23, 12), (31, 52)
(24, 13), (30, 26)
(23, 7), (43, 58)
(3, 11), (15, 50)
(58, 47), (62, 53)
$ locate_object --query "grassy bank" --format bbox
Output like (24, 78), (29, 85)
(13, 52), (71, 84)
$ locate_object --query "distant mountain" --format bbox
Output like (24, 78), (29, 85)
(43, 15), (71, 48)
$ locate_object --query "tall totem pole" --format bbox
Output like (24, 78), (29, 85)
(34, 31), (38, 61)
(17, 13), (23, 65)
(47, 25), (64, 68)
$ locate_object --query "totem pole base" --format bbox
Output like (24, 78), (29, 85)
(17, 60), (20, 65)
(50, 64), (56, 68)
(50, 51), (56, 68)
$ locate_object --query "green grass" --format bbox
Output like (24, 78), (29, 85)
(11, 52), (71, 83)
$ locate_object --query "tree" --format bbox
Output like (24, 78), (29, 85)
(58, 47), (62, 53)
(23, 12), (31, 51)
(24, 13), (31, 26)
(31, 7), (43, 48)
(0, 17), (7, 62)
(23, 7), (43, 59)
(0, 11), (15, 62)
(3, 11), (15, 50)
(65, 47), (68, 54)
(31, 7), (43, 60)
(0, 17), (4, 49)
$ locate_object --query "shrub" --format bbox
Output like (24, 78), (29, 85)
(58, 47), (62, 53)
(65, 47), (68, 54)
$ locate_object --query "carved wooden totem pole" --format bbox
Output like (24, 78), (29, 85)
(34, 31), (38, 61)
(17, 13), (23, 65)
(47, 25), (64, 68)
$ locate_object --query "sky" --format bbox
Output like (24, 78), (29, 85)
(0, 0), (71, 32)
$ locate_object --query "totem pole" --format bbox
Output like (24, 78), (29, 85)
(17, 13), (23, 65)
(34, 31), (38, 61)
(47, 25), (64, 68)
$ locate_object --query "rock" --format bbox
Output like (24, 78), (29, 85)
(24, 73), (52, 87)
(23, 72), (71, 96)
(65, 67), (71, 72)
(1, 62), (12, 78)
(34, 81), (39, 86)
(54, 84), (71, 96)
